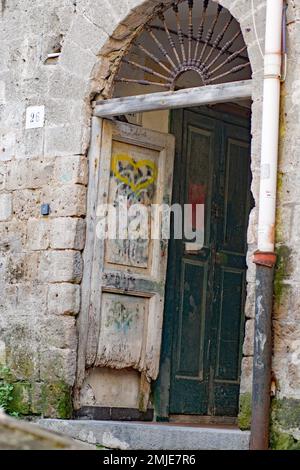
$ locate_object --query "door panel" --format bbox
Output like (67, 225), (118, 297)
(170, 259), (208, 414)
(165, 107), (251, 418)
(210, 122), (252, 415)
(169, 110), (217, 415)
(222, 136), (251, 254)
(215, 268), (245, 382)
(106, 139), (160, 270)
(84, 119), (175, 410)
(186, 125), (213, 247)
(176, 260), (206, 379)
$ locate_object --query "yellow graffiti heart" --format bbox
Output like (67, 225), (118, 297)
(111, 153), (158, 194)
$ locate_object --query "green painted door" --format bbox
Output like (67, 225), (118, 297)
(163, 107), (252, 417)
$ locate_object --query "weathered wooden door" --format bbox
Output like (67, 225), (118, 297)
(159, 107), (252, 418)
(78, 118), (175, 410)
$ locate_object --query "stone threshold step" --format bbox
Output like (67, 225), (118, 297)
(38, 419), (250, 450)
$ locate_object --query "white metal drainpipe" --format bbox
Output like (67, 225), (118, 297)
(251, 0), (285, 450)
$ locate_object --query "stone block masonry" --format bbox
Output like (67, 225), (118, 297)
(0, 194), (12, 221)
(0, 0), (91, 417)
(0, 0), (299, 447)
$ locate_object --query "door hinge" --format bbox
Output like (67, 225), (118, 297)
(211, 202), (221, 219)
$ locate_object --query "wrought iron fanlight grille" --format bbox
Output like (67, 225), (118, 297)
(116, 0), (251, 91)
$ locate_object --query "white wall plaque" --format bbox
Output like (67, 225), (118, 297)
(25, 106), (45, 129)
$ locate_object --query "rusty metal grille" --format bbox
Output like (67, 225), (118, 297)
(116, 0), (251, 92)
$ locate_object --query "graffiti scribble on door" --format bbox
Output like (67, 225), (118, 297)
(106, 146), (159, 269)
(111, 153), (158, 202)
(105, 300), (140, 332)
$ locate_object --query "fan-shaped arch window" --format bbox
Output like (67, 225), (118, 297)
(114, 0), (251, 97)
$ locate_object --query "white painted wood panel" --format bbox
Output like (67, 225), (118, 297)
(76, 119), (175, 410)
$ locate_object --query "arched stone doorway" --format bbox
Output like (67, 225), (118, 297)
(74, 0), (261, 426)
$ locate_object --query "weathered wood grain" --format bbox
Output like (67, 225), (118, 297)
(78, 119), (175, 410)
(94, 80), (252, 117)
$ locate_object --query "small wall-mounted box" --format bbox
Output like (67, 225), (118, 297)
(41, 204), (50, 216)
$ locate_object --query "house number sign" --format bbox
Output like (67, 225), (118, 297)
(25, 105), (45, 129)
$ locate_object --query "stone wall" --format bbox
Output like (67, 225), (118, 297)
(270, 0), (300, 448)
(0, 0), (300, 447)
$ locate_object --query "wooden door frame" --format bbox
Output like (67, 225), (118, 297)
(75, 79), (253, 410)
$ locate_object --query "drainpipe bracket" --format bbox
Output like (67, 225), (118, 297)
(253, 250), (277, 268)
(264, 53), (282, 78)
